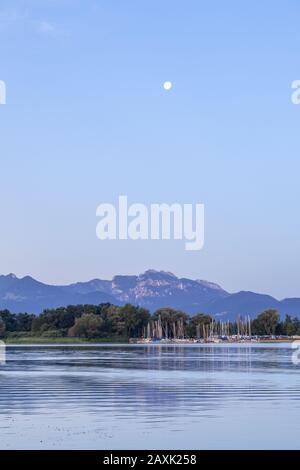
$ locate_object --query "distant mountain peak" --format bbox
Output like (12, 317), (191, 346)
(1, 269), (300, 319)
(143, 269), (177, 278)
(6, 273), (17, 279)
(22, 275), (35, 281)
(139, 270), (178, 282)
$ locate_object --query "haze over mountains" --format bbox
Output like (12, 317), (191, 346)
(1, 270), (300, 320)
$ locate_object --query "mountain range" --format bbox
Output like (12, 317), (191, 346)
(1, 270), (300, 320)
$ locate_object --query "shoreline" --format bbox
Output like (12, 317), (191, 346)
(2, 337), (129, 345)
(1, 337), (297, 346)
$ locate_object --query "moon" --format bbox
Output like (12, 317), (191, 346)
(163, 81), (173, 91)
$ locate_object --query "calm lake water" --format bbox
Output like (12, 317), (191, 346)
(0, 343), (299, 449)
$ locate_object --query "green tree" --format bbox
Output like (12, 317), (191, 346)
(252, 309), (280, 335)
(15, 313), (35, 331)
(279, 315), (300, 336)
(121, 304), (150, 337)
(0, 318), (6, 337)
(102, 305), (125, 336)
(68, 313), (104, 339)
(0, 310), (16, 331)
(188, 313), (212, 337)
(153, 308), (189, 338)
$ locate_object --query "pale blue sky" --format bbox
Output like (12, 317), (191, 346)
(0, 0), (300, 298)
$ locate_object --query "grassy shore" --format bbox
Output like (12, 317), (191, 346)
(3, 336), (129, 345)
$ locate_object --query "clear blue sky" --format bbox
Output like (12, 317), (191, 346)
(1, 0), (300, 298)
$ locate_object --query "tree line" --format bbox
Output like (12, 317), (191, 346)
(0, 304), (300, 339)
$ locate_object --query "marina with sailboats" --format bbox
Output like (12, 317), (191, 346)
(131, 314), (296, 344)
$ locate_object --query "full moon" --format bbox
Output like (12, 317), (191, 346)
(163, 81), (173, 91)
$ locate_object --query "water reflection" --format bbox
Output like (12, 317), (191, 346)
(0, 344), (299, 449)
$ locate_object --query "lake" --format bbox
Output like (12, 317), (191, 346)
(0, 343), (299, 449)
